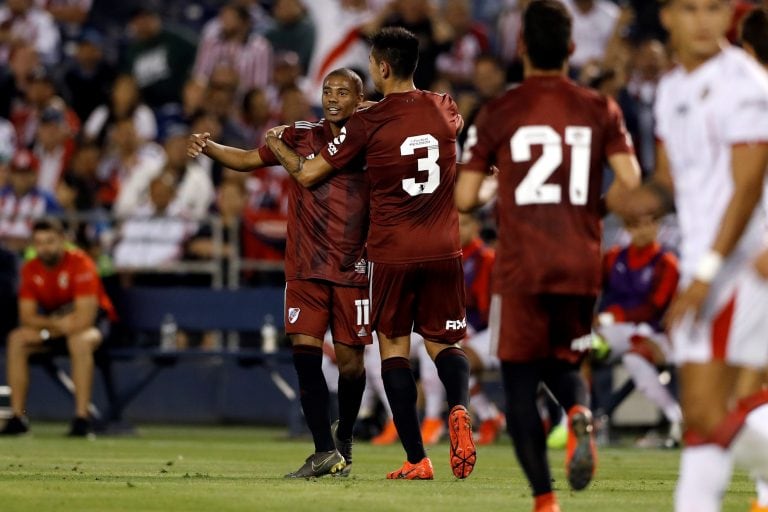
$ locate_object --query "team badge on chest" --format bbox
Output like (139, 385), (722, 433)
(58, 272), (69, 289)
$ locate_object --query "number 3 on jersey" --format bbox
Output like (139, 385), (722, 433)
(401, 134), (440, 196)
(511, 125), (592, 206)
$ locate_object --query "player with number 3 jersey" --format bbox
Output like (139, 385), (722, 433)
(267, 27), (476, 482)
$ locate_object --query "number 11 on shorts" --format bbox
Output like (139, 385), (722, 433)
(355, 299), (370, 326)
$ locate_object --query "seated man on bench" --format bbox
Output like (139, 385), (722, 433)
(1, 217), (116, 437)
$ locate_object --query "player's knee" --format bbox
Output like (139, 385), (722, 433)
(337, 356), (365, 379)
(66, 329), (101, 356)
(7, 328), (36, 351)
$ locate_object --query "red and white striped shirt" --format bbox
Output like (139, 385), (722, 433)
(193, 29), (273, 93)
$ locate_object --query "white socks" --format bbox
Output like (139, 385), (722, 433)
(757, 478), (768, 507)
(730, 404), (768, 481)
(622, 352), (682, 424)
(675, 444), (734, 512)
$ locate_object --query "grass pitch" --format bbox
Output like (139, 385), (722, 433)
(0, 423), (756, 512)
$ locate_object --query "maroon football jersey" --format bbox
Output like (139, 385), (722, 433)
(463, 76), (633, 295)
(320, 90), (462, 264)
(259, 120), (369, 286)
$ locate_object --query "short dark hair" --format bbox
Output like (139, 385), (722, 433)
(523, 0), (572, 70)
(742, 8), (768, 65)
(370, 27), (419, 79)
(32, 217), (64, 234)
(326, 68), (364, 95)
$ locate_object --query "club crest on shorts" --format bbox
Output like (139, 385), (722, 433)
(288, 307), (301, 324)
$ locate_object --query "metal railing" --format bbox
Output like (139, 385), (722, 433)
(27, 211), (285, 290)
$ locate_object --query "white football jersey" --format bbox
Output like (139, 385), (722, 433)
(655, 46), (768, 284)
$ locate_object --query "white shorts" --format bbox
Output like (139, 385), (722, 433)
(598, 322), (672, 363)
(672, 266), (768, 368)
(462, 328), (500, 370)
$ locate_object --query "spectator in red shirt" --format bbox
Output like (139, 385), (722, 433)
(1, 217), (116, 437)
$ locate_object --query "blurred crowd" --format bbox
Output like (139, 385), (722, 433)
(0, 0), (761, 290)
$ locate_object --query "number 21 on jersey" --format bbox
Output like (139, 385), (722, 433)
(511, 125), (592, 206)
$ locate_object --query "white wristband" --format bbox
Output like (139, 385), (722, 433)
(694, 250), (723, 283)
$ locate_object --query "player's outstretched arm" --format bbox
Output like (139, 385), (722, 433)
(617, 143), (674, 220)
(266, 133), (335, 187)
(604, 151), (641, 215)
(455, 166), (497, 213)
(187, 132), (267, 171)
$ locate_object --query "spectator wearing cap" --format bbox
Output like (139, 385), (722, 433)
(0, 0), (60, 66)
(120, 2), (197, 110)
(83, 74), (157, 147)
(33, 105), (75, 195)
(61, 28), (117, 124)
(115, 124), (213, 221)
(266, 0), (315, 74)
(10, 65), (80, 149)
(0, 149), (61, 253)
(192, 2), (273, 98)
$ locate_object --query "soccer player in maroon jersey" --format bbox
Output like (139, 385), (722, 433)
(187, 69), (369, 478)
(266, 27), (476, 481)
(1, 218), (117, 437)
(455, 1), (640, 510)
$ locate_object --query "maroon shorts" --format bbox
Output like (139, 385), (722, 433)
(491, 292), (596, 364)
(284, 279), (372, 346)
(369, 257), (466, 344)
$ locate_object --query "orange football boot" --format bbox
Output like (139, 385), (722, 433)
(386, 457), (434, 480)
(565, 405), (597, 491)
(477, 412), (506, 445)
(533, 492), (561, 512)
(448, 405), (477, 479)
(420, 417), (445, 445)
(371, 419), (398, 445)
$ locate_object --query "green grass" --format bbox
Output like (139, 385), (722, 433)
(0, 424), (756, 511)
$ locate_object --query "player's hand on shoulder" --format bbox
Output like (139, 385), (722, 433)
(266, 125), (290, 140)
(187, 132), (210, 158)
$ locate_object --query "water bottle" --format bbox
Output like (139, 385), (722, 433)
(160, 313), (178, 351)
(261, 314), (278, 353)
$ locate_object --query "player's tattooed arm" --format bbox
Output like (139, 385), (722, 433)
(266, 134), (336, 187)
(266, 133), (305, 176)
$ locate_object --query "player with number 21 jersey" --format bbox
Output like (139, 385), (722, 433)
(463, 76), (633, 297)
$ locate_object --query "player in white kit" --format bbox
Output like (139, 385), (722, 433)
(626, 2), (768, 511)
